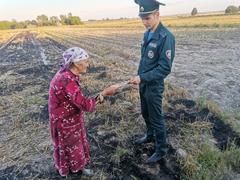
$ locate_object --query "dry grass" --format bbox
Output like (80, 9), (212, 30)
(0, 105), (51, 167)
(196, 96), (240, 134)
(196, 96), (223, 116)
(164, 14), (240, 27)
(0, 29), (21, 44)
(0, 14), (240, 179)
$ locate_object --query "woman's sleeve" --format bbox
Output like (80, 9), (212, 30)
(65, 78), (96, 112)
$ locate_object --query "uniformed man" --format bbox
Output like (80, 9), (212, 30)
(130, 0), (175, 163)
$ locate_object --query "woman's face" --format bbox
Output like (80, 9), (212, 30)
(73, 59), (90, 74)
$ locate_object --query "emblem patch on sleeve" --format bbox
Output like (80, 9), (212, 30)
(166, 50), (171, 60)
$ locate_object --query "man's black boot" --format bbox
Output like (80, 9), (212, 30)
(135, 134), (154, 145)
(146, 152), (166, 164)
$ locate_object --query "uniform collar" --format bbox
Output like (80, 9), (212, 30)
(144, 22), (164, 42)
(145, 22), (163, 40)
(152, 22), (164, 40)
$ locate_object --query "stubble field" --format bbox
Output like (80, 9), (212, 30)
(0, 15), (240, 179)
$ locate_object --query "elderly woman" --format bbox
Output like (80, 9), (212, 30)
(48, 47), (109, 177)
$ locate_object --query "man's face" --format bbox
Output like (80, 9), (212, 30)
(141, 12), (159, 30)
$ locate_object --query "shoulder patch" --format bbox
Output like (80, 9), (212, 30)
(166, 50), (171, 60)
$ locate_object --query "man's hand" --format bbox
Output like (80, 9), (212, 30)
(130, 76), (141, 85)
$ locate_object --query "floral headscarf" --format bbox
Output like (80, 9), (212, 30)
(61, 47), (89, 70)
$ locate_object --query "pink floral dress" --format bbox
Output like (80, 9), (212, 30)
(48, 69), (96, 176)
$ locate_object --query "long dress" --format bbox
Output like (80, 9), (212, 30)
(48, 69), (96, 176)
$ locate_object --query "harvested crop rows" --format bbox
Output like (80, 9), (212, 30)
(0, 26), (240, 179)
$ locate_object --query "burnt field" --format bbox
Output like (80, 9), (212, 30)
(0, 26), (240, 179)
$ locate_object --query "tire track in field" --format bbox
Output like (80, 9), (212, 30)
(0, 34), (19, 51)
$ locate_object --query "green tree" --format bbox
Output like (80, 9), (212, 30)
(36, 14), (49, 26)
(16, 22), (27, 29)
(60, 13), (83, 25)
(69, 16), (82, 25)
(24, 20), (32, 26)
(60, 15), (68, 25)
(68, 12), (72, 17)
(225, 5), (239, 14)
(50, 16), (60, 26)
(31, 20), (38, 26)
(191, 8), (198, 16)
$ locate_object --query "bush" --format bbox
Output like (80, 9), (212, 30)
(0, 21), (12, 30)
(225, 5), (239, 14)
(0, 21), (27, 30)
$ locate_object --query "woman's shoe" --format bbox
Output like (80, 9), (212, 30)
(82, 168), (94, 177)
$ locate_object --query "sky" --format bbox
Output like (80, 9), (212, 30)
(0, 0), (239, 21)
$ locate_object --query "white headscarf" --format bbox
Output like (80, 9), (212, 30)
(61, 47), (89, 70)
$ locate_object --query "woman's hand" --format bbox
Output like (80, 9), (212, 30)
(96, 85), (118, 104)
(95, 93), (104, 104)
(101, 84), (121, 97)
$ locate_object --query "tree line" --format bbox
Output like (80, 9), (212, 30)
(225, 5), (240, 14)
(0, 13), (83, 30)
(191, 5), (240, 16)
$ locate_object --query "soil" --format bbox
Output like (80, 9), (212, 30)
(0, 28), (240, 179)
(166, 99), (240, 150)
(1, 96), (239, 179)
(168, 28), (240, 111)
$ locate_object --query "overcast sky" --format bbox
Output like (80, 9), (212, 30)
(0, 0), (239, 21)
